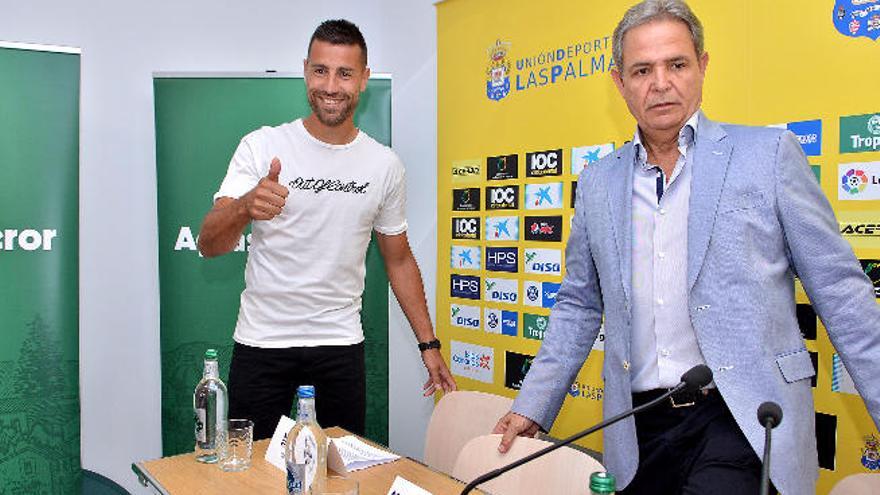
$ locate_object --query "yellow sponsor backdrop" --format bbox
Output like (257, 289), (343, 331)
(437, 0), (879, 492)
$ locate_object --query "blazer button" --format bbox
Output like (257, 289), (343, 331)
(622, 360), (631, 371)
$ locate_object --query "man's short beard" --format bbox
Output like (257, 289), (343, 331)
(308, 92), (357, 127)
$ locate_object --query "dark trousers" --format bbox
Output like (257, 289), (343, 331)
(227, 341), (366, 441)
(619, 390), (777, 495)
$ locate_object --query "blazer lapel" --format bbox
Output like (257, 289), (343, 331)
(607, 144), (635, 313)
(687, 116), (732, 292)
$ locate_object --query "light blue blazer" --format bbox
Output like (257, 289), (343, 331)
(511, 114), (880, 494)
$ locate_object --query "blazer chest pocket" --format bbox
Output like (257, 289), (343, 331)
(719, 190), (768, 215)
(775, 348), (816, 383)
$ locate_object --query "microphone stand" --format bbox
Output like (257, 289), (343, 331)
(460, 382), (689, 495)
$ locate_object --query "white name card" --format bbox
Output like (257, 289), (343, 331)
(387, 475), (434, 495)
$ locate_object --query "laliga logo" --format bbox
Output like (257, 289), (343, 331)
(841, 168), (869, 195)
(486, 39), (512, 101)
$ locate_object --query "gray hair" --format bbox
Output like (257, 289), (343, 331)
(612, 0), (704, 70)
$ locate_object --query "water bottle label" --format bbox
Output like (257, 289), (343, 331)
(195, 408), (207, 443)
(293, 429), (318, 490)
(286, 461), (305, 494)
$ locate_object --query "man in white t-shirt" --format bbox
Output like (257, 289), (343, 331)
(198, 19), (456, 440)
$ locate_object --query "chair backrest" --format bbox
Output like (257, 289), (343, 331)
(452, 434), (603, 495)
(423, 390), (514, 474)
(829, 473), (880, 495)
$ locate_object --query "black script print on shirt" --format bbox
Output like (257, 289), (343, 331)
(288, 177), (370, 194)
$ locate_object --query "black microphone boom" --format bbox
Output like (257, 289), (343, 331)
(758, 401), (782, 495)
(460, 364), (714, 495)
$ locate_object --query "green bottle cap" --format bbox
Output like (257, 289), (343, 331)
(589, 471), (616, 493)
(205, 349), (218, 360)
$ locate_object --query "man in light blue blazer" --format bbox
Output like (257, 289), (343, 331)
(493, 1), (880, 493)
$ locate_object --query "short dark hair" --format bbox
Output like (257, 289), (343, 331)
(308, 19), (368, 66)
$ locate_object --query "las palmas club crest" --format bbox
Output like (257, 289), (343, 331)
(486, 39), (512, 101)
(863, 434), (880, 471)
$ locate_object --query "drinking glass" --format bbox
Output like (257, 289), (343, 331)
(218, 419), (253, 472)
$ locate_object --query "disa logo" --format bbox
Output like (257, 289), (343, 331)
(450, 304), (481, 329)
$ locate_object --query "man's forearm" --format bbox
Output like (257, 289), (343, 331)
(197, 197), (251, 258)
(387, 256), (435, 342)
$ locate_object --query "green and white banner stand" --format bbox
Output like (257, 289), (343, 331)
(0, 41), (81, 493)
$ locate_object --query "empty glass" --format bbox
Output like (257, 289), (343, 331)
(219, 418), (253, 472)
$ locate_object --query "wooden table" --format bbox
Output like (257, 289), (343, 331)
(132, 427), (477, 494)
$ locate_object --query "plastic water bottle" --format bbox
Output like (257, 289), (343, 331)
(590, 471), (616, 494)
(285, 385), (328, 494)
(193, 349), (228, 463)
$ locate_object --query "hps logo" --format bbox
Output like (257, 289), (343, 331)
(526, 149), (563, 177)
(452, 217), (481, 240)
(487, 154), (518, 181)
(484, 277), (518, 304)
(450, 245), (481, 271)
(450, 274), (480, 300)
(486, 216), (519, 242)
(450, 304), (481, 329)
(524, 248), (562, 275)
(840, 113), (880, 153)
(485, 247), (518, 273)
(452, 188), (481, 212)
(0, 228), (58, 252)
(486, 185), (520, 210)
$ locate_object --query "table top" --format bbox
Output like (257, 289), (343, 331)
(133, 426), (476, 495)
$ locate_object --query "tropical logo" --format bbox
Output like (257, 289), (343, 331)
(840, 113), (880, 153)
(486, 40), (512, 101)
(523, 313), (549, 341)
(833, 0), (880, 40)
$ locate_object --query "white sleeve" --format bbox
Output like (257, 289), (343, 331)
(213, 135), (262, 202)
(373, 154), (408, 235)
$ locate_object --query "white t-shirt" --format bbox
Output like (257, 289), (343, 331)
(214, 118), (407, 348)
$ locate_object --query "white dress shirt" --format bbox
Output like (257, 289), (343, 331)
(630, 110), (710, 392)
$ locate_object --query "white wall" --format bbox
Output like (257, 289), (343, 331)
(1, 1), (437, 492)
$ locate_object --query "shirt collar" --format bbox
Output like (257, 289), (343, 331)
(633, 109), (701, 169)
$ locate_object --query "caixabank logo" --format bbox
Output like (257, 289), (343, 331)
(450, 340), (494, 383)
(486, 185), (520, 210)
(840, 113), (880, 153)
(487, 154), (518, 181)
(525, 215), (563, 242)
(526, 149), (563, 177)
(504, 351), (535, 390)
(486, 216), (519, 242)
(860, 259), (880, 297)
(484, 308), (518, 337)
(452, 188), (480, 212)
(450, 274), (480, 300)
(485, 247), (518, 273)
(571, 143), (615, 175)
(450, 304), (481, 330)
(450, 245), (481, 271)
(524, 183), (563, 210)
(839, 162), (880, 200)
(452, 217), (481, 240)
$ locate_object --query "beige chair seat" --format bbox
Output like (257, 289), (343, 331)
(452, 433), (605, 495)
(830, 473), (880, 495)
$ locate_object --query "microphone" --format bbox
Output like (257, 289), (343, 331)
(460, 364), (713, 495)
(757, 401), (782, 495)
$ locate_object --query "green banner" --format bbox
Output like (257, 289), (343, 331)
(155, 75), (392, 456)
(0, 44), (80, 493)
(839, 112), (880, 154)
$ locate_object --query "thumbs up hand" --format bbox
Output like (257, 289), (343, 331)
(243, 157), (288, 221)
